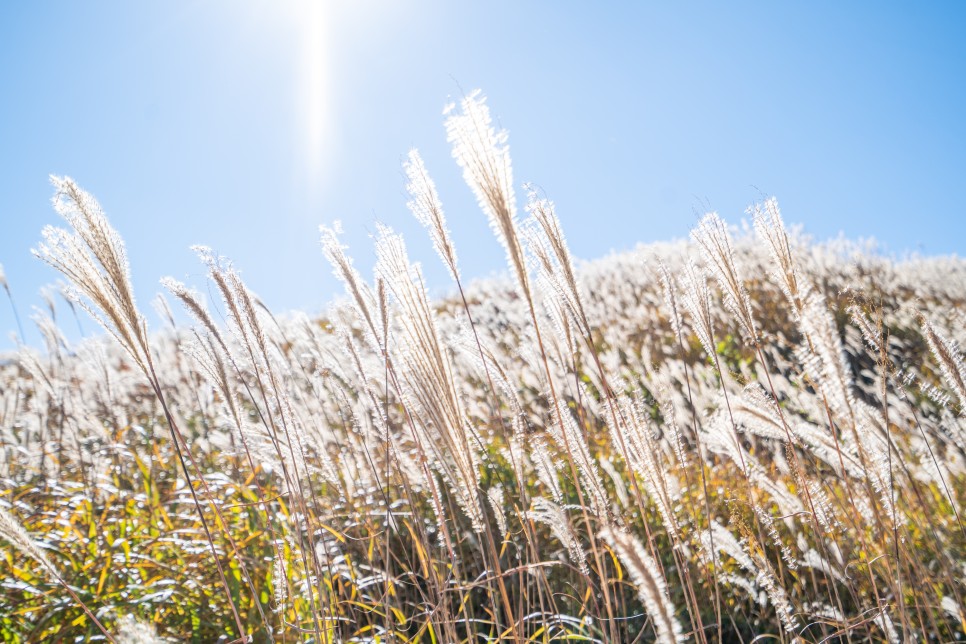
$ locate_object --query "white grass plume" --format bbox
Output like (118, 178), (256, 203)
(375, 225), (485, 533)
(34, 177), (151, 373)
(601, 526), (683, 643)
(114, 615), (172, 644)
(752, 197), (807, 316)
(320, 223), (384, 351)
(526, 497), (588, 576)
(0, 505), (55, 580)
(524, 189), (589, 338)
(545, 397), (608, 519)
(680, 261), (717, 361)
(919, 312), (966, 412)
(405, 149), (459, 282)
(691, 212), (758, 343)
(445, 90), (530, 299)
(487, 485), (508, 535)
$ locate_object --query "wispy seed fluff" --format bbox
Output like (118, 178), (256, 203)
(34, 176), (152, 373)
(524, 189), (589, 338)
(444, 90), (530, 299)
(526, 497), (588, 576)
(487, 485), (508, 535)
(752, 197), (807, 316)
(374, 225), (485, 533)
(919, 312), (966, 412)
(691, 212), (758, 343)
(680, 261), (717, 361)
(320, 223), (383, 351)
(601, 527), (684, 644)
(0, 506), (56, 581)
(404, 149), (459, 282)
(545, 398), (608, 519)
(114, 615), (172, 644)
(700, 520), (798, 631)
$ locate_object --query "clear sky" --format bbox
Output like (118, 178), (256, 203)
(1, 1), (964, 352)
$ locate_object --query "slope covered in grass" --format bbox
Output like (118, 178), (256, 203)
(1, 93), (964, 642)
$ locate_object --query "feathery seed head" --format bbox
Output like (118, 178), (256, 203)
(602, 526), (684, 643)
(34, 177), (150, 373)
(0, 506), (56, 582)
(445, 90), (530, 298)
(692, 212), (758, 342)
(919, 313), (966, 412)
(321, 223), (382, 349)
(405, 149), (460, 281)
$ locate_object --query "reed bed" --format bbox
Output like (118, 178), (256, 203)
(1, 91), (964, 642)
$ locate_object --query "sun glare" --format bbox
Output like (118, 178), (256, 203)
(293, 1), (329, 180)
(250, 0), (332, 183)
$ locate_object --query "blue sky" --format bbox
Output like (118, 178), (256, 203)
(1, 1), (964, 352)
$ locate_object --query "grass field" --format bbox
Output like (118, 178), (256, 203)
(1, 92), (964, 642)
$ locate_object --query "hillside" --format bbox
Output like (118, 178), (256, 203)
(1, 94), (965, 643)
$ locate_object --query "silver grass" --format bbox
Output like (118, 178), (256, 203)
(374, 225), (485, 532)
(874, 609), (901, 644)
(799, 548), (845, 585)
(0, 504), (119, 640)
(545, 396), (608, 519)
(192, 246), (269, 372)
(114, 616), (172, 644)
(273, 544), (289, 610)
(34, 177), (151, 372)
(487, 485), (508, 535)
(524, 190), (588, 338)
(848, 303), (883, 355)
(534, 270), (579, 365)
(601, 526), (683, 643)
(734, 384), (861, 476)
(320, 223), (383, 351)
(750, 546), (799, 632)
(691, 212), (758, 343)
(919, 313), (966, 412)
(599, 457), (630, 509)
(526, 497), (588, 576)
(33, 181), (253, 640)
(405, 149), (459, 282)
(0, 505), (55, 578)
(699, 520), (754, 572)
(658, 260), (685, 344)
(701, 409), (749, 475)
(804, 602), (846, 625)
(752, 198), (808, 316)
(444, 90), (530, 299)
(752, 502), (799, 572)
(8, 162), (966, 641)
(612, 395), (680, 539)
(797, 292), (855, 419)
(531, 434), (564, 503)
(171, 260), (287, 467)
(654, 379), (689, 470)
(700, 521), (798, 631)
(940, 597), (964, 629)
(160, 280), (275, 469)
(680, 261), (717, 361)
(152, 292), (176, 330)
